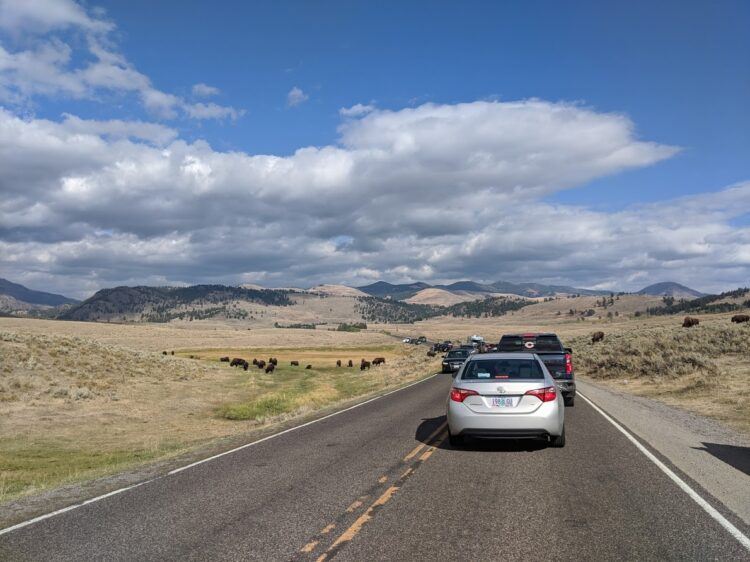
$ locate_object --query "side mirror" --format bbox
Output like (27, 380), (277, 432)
(564, 347), (573, 354)
(451, 372), (458, 378)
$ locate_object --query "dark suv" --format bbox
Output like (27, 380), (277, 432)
(441, 348), (471, 374)
(496, 333), (576, 406)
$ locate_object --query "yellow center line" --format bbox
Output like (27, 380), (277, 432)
(321, 523), (336, 534)
(301, 541), (319, 553)
(403, 421), (447, 461)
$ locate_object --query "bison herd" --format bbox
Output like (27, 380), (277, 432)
(218, 355), (387, 373)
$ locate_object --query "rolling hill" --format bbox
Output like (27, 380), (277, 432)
(0, 278), (78, 307)
(637, 282), (705, 298)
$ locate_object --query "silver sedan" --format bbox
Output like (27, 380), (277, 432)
(446, 352), (565, 447)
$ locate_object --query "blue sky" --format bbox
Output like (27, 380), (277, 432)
(0, 0), (748, 296)
(69, 0), (750, 206)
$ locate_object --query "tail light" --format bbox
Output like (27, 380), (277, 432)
(450, 388), (478, 402)
(564, 353), (573, 376)
(525, 386), (557, 402)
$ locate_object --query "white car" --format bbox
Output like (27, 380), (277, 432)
(447, 352), (565, 447)
(402, 337), (412, 343)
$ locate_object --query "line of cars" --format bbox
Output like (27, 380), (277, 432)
(443, 333), (575, 448)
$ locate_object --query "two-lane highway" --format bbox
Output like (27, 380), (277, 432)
(1, 373), (748, 561)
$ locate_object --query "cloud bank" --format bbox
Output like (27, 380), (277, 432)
(1, 96), (747, 299)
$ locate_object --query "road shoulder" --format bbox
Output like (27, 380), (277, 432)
(577, 378), (750, 527)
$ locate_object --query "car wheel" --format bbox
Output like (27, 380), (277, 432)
(448, 430), (464, 448)
(550, 426), (566, 448)
(564, 396), (575, 407)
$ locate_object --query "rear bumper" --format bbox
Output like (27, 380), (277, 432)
(448, 400), (564, 437)
(554, 379), (576, 397)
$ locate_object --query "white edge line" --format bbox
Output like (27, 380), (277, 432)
(578, 391), (750, 552)
(0, 372), (442, 537)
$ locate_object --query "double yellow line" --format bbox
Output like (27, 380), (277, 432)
(308, 422), (448, 561)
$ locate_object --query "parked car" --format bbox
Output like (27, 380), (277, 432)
(446, 352), (565, 447)
(496, 333), (576, 406)
(441, 348), (471, 373)
(402, 337), (412, 343)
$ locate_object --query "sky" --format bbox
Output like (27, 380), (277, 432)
(0, 0), (748, 299)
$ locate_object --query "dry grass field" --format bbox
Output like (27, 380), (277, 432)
(1, 294), (748, 504)
(0, 318), (438, 503)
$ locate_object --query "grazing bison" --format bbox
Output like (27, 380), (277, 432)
(220, 356), (230, 362)
(162, 351), (167, 355)
(306, 364), (312, 369)
(290, 360), (300, 366)
(683, 316), (700, 328)
(426, 350), (436, 357)
(265, 363), (275, 374)
(170, 351), (174, 355)
(269, 357), (278, 366)
(336, 360), (342, 367)
(230, 358), (244, 367)
(257, 360), (266, 369)
(360, 360), (371, 371)
(242, 361), (249, 371)
(591, 331), (605, 343)
(348, 359), (353, 368)
(372, 357), (386, 366)
(731, 314), (750, 324)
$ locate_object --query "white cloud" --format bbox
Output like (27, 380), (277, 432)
(339, 103), (375, 117)
(192, 83), (220, 97)
(0, 99), (747, 298)
(0, 0), (112, 33)
(0, 0), (242, 120)
(184, 102), (243, 120)
(286, 86), (308, 107)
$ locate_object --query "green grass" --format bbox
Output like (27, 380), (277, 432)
(0, 438), (183, 502)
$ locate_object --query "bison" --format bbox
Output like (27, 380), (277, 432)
(372, 357), (386, 366)
(731, 314), (750, 324)
(220, 356), (230, 362)
(265, 363), (275, 373)
(290, 360), (300, 366)
(162, 351), (167, 355)
(170, 351), (174, 355)
(306, 364), (312, 369)
(336, 360), (342, 367)
(230, 358), (244, 367)
(348, 359), (353, 368)
(426, 350), (436, 357)
(269, 357), (278, 366)
(257, 360), (266, 369)
(242, 361), (249, 371)
(591, 331), (605, 343)
(252, 358), (259, 366)
(682, 316), (700, 328)
(360, 360), (371, 370)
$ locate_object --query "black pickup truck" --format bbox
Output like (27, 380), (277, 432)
(496, 332), (576, 406)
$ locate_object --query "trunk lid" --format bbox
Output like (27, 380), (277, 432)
(458, 381), (548, 414)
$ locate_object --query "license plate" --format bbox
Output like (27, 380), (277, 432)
(491, 397), (516, 408)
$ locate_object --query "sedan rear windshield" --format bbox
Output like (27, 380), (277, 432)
(446, 350), (469, 359)
(497, 335), (563, 353)
(461, 359), (544, 380)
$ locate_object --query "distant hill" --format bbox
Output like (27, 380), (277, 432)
(356, 281), (431, 300)
(59, 284), (293, 322)
(357, 279), (608, 300)
(637, 282), (704, 299)
(0, 278), (78, 307)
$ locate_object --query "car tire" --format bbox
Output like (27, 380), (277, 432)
(564, 396), (575, 407)
(448, 430), (464, 448)
(550, 426), (566, 448)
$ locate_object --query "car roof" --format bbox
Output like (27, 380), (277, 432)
(466, 352), (538, 361)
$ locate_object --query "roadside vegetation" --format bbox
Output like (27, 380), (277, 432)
(571, 322), (750, 432)
(0, 329), (438, 503)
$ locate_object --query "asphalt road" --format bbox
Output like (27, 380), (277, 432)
(1, 373), (748, 561)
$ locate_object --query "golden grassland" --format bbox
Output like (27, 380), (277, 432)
(0, 318), (438, 503)
(1, 298), (748, 504)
